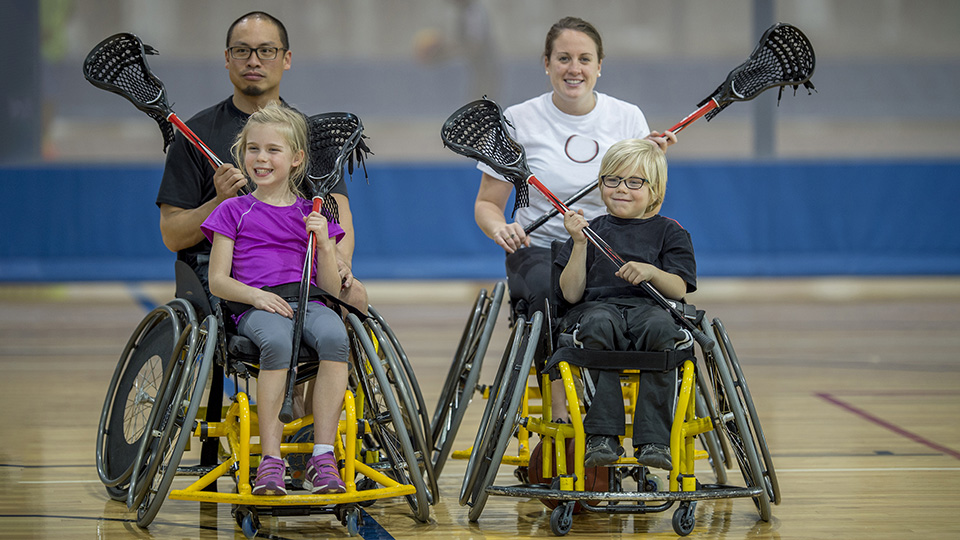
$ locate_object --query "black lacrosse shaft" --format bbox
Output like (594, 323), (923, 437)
(525, 175), (715, 351)
(523, 182), (599, 236)
(279, 196), (323, 424)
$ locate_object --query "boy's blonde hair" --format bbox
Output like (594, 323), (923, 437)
(597, 139), (667, 214)
(231, 101), (309, 198)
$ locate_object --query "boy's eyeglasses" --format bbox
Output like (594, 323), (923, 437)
(601, 175), (647, 190)
(227, 46), (286, 60)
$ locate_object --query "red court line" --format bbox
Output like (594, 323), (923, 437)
(815, 392), (960, 461)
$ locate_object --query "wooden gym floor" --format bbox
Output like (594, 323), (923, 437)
(1, 277), (959, 539)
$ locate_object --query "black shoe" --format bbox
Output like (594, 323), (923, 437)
(584, 435), (624, 468)
(636, 443), (673, 471)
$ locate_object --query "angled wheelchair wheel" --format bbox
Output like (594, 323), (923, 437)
(713, 317), (781, 506)
(458, 311), (526, 507)
(694, 366), (728, 485)
(124, 319), (194, 511)
(96, 299), (192, 500)
(369, 305), (431, 444)
(431, 282), (505, 479)
(700, 320), (772, 521)
(135, 315), (217, 527)
(465, 312), (541, 522)
(363, 315), (439, 505)
(347, 314), (431, 523)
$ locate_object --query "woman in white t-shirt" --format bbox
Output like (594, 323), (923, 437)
(475, 16), (676, 319)
(473, 16), (676, 421)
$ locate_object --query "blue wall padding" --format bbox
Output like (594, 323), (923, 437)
(1, 160), (957, 281)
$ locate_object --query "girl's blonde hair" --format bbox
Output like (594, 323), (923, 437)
(597, 139), (667, 214)
(231, 101), (309, 197)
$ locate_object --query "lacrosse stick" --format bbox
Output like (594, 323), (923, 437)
(522, 23), (816, 236)
(442, 98), (715, 350)
(278, 112), (370, 424)
(667, 22), (816, 133)
(83, 33), (222, 167)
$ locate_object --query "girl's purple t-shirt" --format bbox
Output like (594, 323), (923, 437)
(201, 194), (345, 290)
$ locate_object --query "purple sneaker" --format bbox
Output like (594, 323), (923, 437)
(303, 453), (345, 494)
(252, 455), (287, 495)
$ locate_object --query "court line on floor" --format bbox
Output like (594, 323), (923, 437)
(777, 467), (960, 473)
(815, 392), (960, 460)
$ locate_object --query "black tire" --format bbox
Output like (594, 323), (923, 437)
(136, 315), (217, 527)
(364, 316), (439, 505)
(347, 314), (430, 523)
(700, 320), (772, 521)
(672, 501), (697, 536)
(96, 300), (191, 499)
(713, 318), (781, 505)
(431, 282), (505, 479)
(466, 312), (540, 522)
(124, 320), (193, 511)
(369, 305), (432, 445)
(458, 312), (525, 507)
(694, 366), (728, 485)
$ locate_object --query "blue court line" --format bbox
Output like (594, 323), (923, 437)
(358, 508), (397, 540)
(126, 282), (160, 312)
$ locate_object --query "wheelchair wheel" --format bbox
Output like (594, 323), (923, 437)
(96, 299), (191, 500)
(694, 367), (728, 485)
(124, 319), (194, 511)
(700, 320), (772, 521)
(347, 314), (430, 523)
(465, 312), (541, 522)
(135, 315), (216, 527)
(431, 282), (505, 479)
(458, 311), (526, 507)
(363, 315), (439, 505)
(369, 305), (432, 444)
(713, 318), (781, 506)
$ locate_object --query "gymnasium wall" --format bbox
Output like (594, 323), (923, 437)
(2, 159), (957, 281)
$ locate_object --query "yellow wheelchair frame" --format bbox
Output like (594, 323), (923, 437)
(97, 263), (434, 537)
(456, 300), (780, 536)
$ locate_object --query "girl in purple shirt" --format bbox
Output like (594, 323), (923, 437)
(202, 103), (348, 496)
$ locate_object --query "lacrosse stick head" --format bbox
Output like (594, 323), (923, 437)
(83, 33), (176, 151)
(304, 112), (370, 223)
(440, 98), (531, 213)
(699, 23), (816, 120)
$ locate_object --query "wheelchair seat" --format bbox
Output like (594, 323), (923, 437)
(173, 259), (318, 381)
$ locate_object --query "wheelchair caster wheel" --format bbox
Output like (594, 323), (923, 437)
(234, 506), (260, 539)
(356, 477), (378, 507)
(672, 501), (696, 536)
(344, 507), (361, 537)
(644, 471), (664, 492)
(550, 502), (574, 536)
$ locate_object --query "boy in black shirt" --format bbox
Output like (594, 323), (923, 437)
(554, 138), (696, 470)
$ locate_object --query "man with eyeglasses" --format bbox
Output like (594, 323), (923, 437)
(156, 11), (366, 313)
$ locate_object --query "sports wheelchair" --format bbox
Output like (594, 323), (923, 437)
(96, 261), (436, 537)
(437, 276), (780, 536)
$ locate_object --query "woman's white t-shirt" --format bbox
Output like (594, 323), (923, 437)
(478, 91), (651, 248)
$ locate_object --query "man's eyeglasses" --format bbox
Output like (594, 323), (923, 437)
(227, 46), (286, 60)
(601, 175), (647, 190)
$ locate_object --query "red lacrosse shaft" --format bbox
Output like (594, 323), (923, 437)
(664, 98), (719, 134)
(166, 112), (224, 168)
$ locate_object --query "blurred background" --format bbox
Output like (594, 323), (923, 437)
(1, 0), (958, 281)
